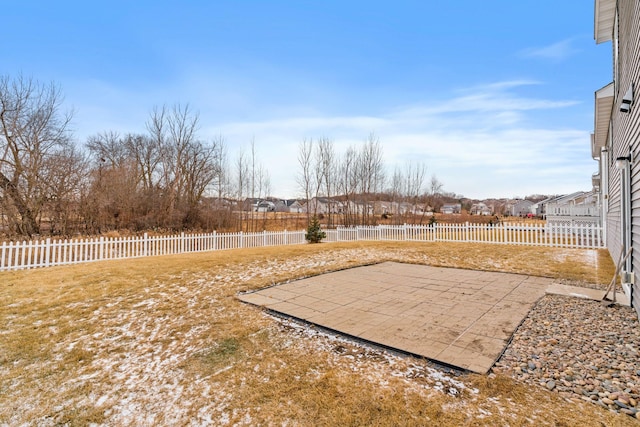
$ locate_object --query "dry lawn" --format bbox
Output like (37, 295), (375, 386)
(0, 241), (634, 426)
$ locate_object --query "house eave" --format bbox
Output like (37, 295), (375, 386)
(593, 82), (614, 157)
(591, 133), (599, 159)
(594, 0), (616, 43)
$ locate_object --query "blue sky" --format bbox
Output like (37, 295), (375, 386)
(2, 1), (612, 199)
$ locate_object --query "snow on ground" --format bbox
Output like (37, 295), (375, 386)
(273, 315), (474, 397)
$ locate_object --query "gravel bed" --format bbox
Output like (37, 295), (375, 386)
(493, 294), (640, 419)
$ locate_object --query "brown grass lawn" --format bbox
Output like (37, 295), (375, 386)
(0, 241), (634, 426)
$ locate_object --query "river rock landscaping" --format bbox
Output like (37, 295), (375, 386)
(493, 294), (640, 419)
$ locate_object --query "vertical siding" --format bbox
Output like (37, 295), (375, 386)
(608, 121), (623, 264)
(616, 0), (640, 316)
(608, 140), (622, 261)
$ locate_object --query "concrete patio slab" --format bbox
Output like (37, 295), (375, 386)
(238, 262), (554, 373)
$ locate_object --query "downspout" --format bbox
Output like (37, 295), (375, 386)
(615, 153), (633, 302)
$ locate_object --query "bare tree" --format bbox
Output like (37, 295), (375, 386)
(337, 146), (359, 226)
(249, 140), (259, 231)
(256, 164), (272, 231)
(145, 104), (221, 229)
(427, 174), (444, 207)
(421, 174), (444, 224)
(389, 166), (403, 222)
(85, 132), (153, 232)
(362, 133), (385, 194)
(404, 161), (427, 219)
(317, 137), (336, 226)
(234, 148), (250, 230)
(297, 138), (314, 221)
(181, 139), (222, 227)
(356, 133), (385, 224)
(210, 135), (230, 201)
(124, 133), (161, 191)
(249, 140), (271, 231)
(86, 131), (131, 169)
(148, 104), (199, 226)
(199, 135), (236, 231)
(41, 145), (90, 235)
(0, 75), (74, 236)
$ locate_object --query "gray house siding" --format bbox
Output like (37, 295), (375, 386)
(620, 0), (640, 316)
(600, 0), (640, 316)
(608, 134), (622, 263)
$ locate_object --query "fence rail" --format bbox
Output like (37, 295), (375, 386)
(1, 222), (603, 272)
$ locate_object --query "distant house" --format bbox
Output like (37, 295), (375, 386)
(440, 203), (461, 214)
(374, 201), (393, 215)
(470, 202), (492, 216)
(202, 197), (235, 210)
(242, 198), (261, 212)
(398, 202), (413, 215)
(543, 191), (600, 226)
(275, 199), (306, 213)
(305, 197), (344, 215)
(531, 196), (559, 217)
(256, 201), (276, 212)
(504, 199), (534, 217)
(274, 200), (287, 212)
(345, 200), (372, 215)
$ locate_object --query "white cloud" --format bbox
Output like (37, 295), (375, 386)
(520, 38), (580, 61)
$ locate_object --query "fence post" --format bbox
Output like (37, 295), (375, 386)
(239, 231), (244, 248)
(180, 232), (185, 253)
(284, 229), (288, 245)
(99, 236), (104, 261)
(544, 223), (549, 247)
(8, 241), (14, 269)
(600, 224), (604, 248)
(143, 233), (149, 257)
(44, 238), (51, 267)
(403, 224), (407, 241)
(17, 241), (22, 268)
(263, 230), (267, 247)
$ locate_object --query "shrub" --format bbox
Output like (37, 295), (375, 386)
(305, 215), (326, 243)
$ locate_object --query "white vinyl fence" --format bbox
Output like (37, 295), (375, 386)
(0, 230), (306, 272)
(325, 223), (604, 248)
(1, 222), (603, 272)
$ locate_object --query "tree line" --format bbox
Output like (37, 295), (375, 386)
(0, 75), (445, 238)
(297, 136), (443, 227)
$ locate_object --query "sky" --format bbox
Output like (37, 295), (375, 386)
(1, 1), (612, 200)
